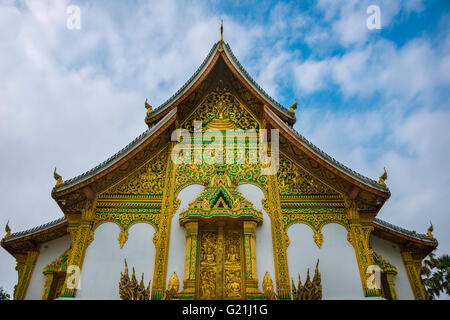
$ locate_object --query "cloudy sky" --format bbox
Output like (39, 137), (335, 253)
(0, 0), (449, 299)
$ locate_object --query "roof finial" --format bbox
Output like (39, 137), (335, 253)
(4, 220), (11, 239)
(145, 98), (153, 115)
(378, 167), (388, 187)
(289, 100), (298, 114)
(54, 168), (63, 187)
(219, 20), (224, 52)
(427, 221), (434, 238)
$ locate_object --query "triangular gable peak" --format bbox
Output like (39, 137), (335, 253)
(144, 41), (296, 128)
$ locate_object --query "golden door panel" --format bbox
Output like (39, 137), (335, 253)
(197, 230), (218, 299)
(196, 225), (245, 299)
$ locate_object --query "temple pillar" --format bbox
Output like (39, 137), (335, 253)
(41, 273), (54, 300)
(13, 250), (39, 300)
(243, 220), (260, 298)
(401, 250), (426, 300)
(180, 221), (198, 298)
(59, 199), (96, 298)
(385, 272), (398, 300)
(264, 174), (291, 299)
(60, 219), (91, 297)
(151, 147), (179, 299)
(345, 199), (380, 297)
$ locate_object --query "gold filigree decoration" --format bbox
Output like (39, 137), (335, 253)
(283, 213), (349, 235)
(92, 212), (160, 233)
(119, 259), (151, 300)
(262, 272), (279, 300)
(313, 231), (323, 248)
(278, 155), (337, 195)
(104, 151), (166, 196)
(198, 231), (218, 299)
(291, 259), (322, 300)
(86, 230), (95, 248)
(179, 170), (263, 225)
(181, 86), (259, 132)
(118, 229), (128, 249)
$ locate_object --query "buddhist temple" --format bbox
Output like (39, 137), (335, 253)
(1, 26), (438, 300)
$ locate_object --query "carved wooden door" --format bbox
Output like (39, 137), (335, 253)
(196, 224), (246, 299)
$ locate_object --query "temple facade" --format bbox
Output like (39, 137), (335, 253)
(1, 35), (438, 300)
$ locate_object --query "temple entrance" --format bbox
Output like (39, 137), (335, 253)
(195, 222), (246, 299)
(179, 170), (263, 300)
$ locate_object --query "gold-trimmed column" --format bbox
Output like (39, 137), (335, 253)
(41, 273), (54, 300)
(243, 220), (260, 298)
(385, 272), (398, 300)
(180, 221), (198, 299)
(264, 174), (291, 299)
(13, 250), (39, 300)
(345, 199), (380, 297)
(59, 219), (91, 298)
(59, 198), (96, 298)
(401, 250), (426, 300)
(151, 146), (178, 299)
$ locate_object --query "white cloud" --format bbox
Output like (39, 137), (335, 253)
(315, 0), (424, 47)
(294, 59), (330, 93)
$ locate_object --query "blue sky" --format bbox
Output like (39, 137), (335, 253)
(0, 0), (449, 299)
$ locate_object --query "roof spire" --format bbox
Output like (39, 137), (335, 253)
(219, 20), (224, 51)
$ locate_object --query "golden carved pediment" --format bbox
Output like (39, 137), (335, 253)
(181, 85), (259, 132)
(179, 170), (263, 225)
(100, 149), (167, 197)
(278, 154), (340, 196)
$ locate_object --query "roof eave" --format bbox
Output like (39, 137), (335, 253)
(1, 217), (68, 256)
(52, 107), (177, 196)
(145, 42), (221, 126)
(264, 105), (390, 198)
(222, 43), (296, 124)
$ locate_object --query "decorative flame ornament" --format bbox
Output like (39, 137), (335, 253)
(262, 272), (278, 300)
(291, 259), (322, 300)
(162, 272), (180, 300)
(119, 259), (151, 300)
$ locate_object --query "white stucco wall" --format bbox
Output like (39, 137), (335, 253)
(75, 221), (156, 300)
(166, 184), (204, 289)
(237, 184), (276, 293)
(24, 234), (71, 300)
(286, 223), (365, 299)
(370, 234), (415, 300)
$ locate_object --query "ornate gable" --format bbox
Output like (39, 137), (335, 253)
(179, 169), (263, 226)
